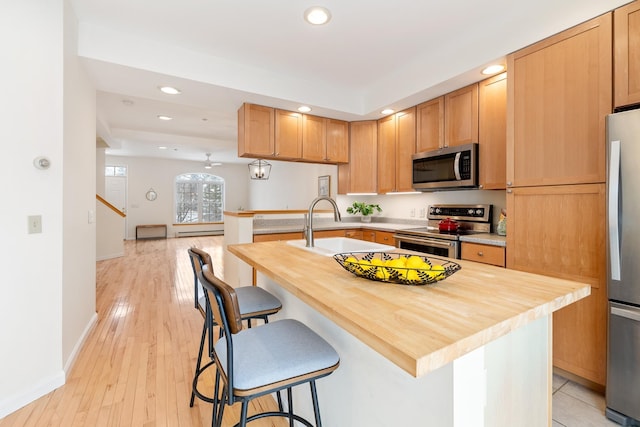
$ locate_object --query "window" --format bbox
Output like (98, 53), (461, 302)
(105, 165), (127, 176)
(175, 173), (224, 223)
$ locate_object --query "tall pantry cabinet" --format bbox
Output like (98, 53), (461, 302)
(506, 13), (611, 386)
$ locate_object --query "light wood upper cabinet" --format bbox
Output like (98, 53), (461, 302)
(338, 121), (377, 194)
(239, 103), (347, 164)
(274, 109), (303, 159)
(614, 0), (640, 108)
(396, 108), (417, 192)
(507, 13), (611, 187)
(416, 97), (444, 152)
(377, 114), (396, 194)
(445, 83), (479, 147)
(506, 183), (607, 386)
(377, 108), (416, 194)
(302, 116), (349, 163)
(478, 73), (507, 190)
(238, 103), (275, 157)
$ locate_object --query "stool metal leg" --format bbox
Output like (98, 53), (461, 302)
(190, 319), (208, 406)
(287, 387), (294, 427)
(310, 380), (322, 427)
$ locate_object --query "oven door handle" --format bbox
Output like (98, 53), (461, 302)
(393, 235), (455, 249)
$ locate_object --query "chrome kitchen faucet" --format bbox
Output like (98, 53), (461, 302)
(304, 196), (341, 247)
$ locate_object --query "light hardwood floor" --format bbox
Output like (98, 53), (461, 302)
(0, 237), (285, 427)
(1, 237), (617, 426)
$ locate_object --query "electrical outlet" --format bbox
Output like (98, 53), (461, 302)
(419, 208), (426, 218)
(410, 208), (416, 217)
(28, 215), (42, 234)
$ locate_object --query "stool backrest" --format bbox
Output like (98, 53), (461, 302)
(199, 267), (243, 335)
(188, 247), (213, 310)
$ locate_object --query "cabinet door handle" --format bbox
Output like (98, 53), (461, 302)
(477, 251), (484, 257)
(507, 181), (513, 186)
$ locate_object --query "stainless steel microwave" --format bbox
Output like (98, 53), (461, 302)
(412, 143), (478, 191)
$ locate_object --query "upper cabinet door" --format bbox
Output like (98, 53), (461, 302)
(416, 97), (444, 152)
(614, 0), (640, 108)
(325, 119), (349, 163)
(445, 83), (479, 147)
(347, 121), (378, 194)
(395, 107), (417, 192)
(238, 103), (275, 157)
(478, 73), (507, 190)
(376, 114), (396, 194)
(507, 13), (612, 187)
(302, 114), (327, 162)
(275, 109), (303, 159)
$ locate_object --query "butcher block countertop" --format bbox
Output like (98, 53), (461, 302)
(228, 241), (590, 378)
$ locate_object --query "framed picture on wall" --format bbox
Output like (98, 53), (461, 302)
(318, 175), (330, 197)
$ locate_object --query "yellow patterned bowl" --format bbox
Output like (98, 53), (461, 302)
(333, 252), (461, 286)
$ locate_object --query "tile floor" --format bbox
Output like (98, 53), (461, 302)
(552, 374), (620, 426)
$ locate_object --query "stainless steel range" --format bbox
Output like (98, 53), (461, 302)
(393, 204), (492, 259)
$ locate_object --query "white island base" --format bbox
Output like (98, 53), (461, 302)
(259, 272), (551, 427)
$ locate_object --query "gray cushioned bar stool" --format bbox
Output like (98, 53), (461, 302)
(199, 267), (340, 427)
(188, 247), (282, 407)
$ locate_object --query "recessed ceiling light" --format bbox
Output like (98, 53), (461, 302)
(298, 106), (312, 113)
(157, 115), (173, 121)
(381, 109), (394, 115)
(159, 86), (181, 95)
(481, 64), (505, 75)
(304, 6), (331, 25)
(158, 146), (167, 150)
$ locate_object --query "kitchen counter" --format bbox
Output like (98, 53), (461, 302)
(459, 232), (507, 247)
(253, 221), (418, 235)
(229, 240), (587, 377)
(228, 240), (589, 425)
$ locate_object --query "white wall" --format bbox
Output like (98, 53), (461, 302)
(0, 1), (98, 418)
(248, 160), (338, 209)
(62, 0), (97, 371)
(105, 155), (250, 239)
(0, 0), (66, 417)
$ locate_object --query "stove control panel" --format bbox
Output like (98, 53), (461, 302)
(428, 204), (492, 222)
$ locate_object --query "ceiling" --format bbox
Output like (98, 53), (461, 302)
(71, 0), (629, 165)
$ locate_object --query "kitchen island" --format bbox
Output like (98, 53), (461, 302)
(228, 240), (590, 426)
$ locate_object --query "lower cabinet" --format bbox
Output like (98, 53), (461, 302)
(344, 229), (363, 240)
(461, 242), (505, 267)
(506, 183), (607, 386)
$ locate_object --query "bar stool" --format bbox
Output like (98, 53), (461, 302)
(199, 267), (340, 427)
(187, 247), (282, 407)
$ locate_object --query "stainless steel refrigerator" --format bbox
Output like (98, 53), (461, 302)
(606, 107), (640, 426)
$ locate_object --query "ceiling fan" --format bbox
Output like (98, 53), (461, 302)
(204, 153), (222, 169)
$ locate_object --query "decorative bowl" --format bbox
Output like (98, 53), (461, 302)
(333, 252), (461, 286)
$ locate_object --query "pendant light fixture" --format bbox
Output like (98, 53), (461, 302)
(248, 159), (272, 180)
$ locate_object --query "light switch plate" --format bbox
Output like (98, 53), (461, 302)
(28, 215), (42, 234)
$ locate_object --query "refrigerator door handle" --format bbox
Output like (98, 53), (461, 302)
(609, 139), (622, 281)
(611, 303), (640, 322)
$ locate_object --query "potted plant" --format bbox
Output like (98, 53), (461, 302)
(346, 201), (382, 223)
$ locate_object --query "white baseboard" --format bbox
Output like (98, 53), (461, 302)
(96, 252), (124, 261)
(64, 312), (98, 375)
(0, 313), (98, 420)
(0, 371), (65, 419)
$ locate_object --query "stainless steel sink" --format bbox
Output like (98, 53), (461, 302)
(286, 237), (395, 256)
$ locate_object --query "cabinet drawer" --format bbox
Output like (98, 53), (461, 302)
(344, 229), (363, 240)
(461, 242), (505, 267)
(375, 230), (396, 245)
